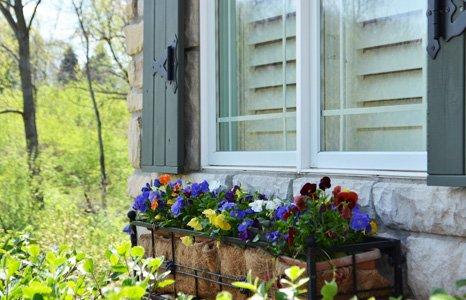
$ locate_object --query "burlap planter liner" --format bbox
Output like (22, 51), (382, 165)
(275, 249), (391, 298)
(140, 232), (390, 299)
(218, 243), (247, 300)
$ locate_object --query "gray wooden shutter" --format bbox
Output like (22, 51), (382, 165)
(427, 0), (466, 186)
(141, 0), (184, 174)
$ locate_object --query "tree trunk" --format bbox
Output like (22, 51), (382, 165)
(85, 61), (108, 208)
(18, 32), (43, 206)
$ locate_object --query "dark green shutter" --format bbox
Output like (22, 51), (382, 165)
(427, 0), (466, 186)
(141, 0), (184, 174)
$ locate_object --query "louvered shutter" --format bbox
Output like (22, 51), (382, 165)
(141, 0), (184, 173)
(218, 0), (296, 152)
(321, 0), (426, 152)
(427, 0), (466, 186)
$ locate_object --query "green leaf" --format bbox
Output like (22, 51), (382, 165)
(232, 281), (257, 292)
(116, 241), (132, 256)
(109, 253), (119, 266)
(147, 257), (163, 271)
(6, 256), (21, 277)
(26, 244), (41, 258)
(130, 246), (145, 258)
(119, 286), (146, 299)
(284, 266), (305, 282)
(320, 280), (338, 300)
(82, 258), (94, 273)
(455, 279), (466, 289)
(22, 281), (52, 298)
(157, 279), (175, 288)
(216, 291), (233, 300)
(429, 294), (457, 300)
(275, 291), (288, 300)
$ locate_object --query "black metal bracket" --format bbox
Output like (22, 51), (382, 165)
(152, 35), (178, 93)
(428, 0), (466, 59)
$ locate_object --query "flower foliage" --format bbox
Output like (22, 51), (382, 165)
(129, 175), (377, 259)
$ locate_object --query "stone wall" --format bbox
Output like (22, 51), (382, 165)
(123, 1), (466, 298)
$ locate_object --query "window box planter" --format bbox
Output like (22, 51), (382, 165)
(128, 219), (403, 300)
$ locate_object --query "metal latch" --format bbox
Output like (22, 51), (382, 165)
(427, 0), (466, 59)
(153, 35), (178, 93)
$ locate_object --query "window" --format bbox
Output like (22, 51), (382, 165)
(200, 0), (427, 171)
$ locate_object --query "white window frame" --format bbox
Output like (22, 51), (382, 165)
(200, 0), (427, 172)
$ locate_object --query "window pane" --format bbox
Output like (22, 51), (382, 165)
(321, 0), (427, 152)
(217, 0), (296, 151)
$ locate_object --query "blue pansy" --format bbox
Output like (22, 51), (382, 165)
(350, 206), (371, 231)
(191, 180), (209, 197)
(238, 219), (254, 241)
(275, 205), (292, 220)
(132, 191), (149, 212)
(220, 201), (236, 212)
(171, 195), (185, 217)
(153, 179), (161, 188)
(266, 231), (281, 243)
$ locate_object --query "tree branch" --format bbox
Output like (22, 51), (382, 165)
(26, 0), (41, 32)
(0, 1), (18, 32)
(0, 41), (19, 61)
(0, 109), (23, 115)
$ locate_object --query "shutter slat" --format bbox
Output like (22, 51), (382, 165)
(247, 15), (296, 45)
(248, 62), (296, 89)
(249, 39), (295, 67)
(352, 70), (424, 103)
(356, 0), (424, 23)
(356, 43), (424, 76)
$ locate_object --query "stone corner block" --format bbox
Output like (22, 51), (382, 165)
(232, 174), (294, 199)
(128, 113), (141, 169)
(127, 89), (143, 112)
(123, 21), (143, 56)
(406, 233), (466, 299)
(127, 170), (159, 198)
(128, 53), (143, 89)
(372, 182), (466, 237)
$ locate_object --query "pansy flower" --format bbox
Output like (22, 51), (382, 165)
(266, 231), (281, 243)
(333, 186), (358, 209)
(187, 217), (203, 231)
(219, 201), (236, 212)
(300, 182), (317, 197)
(238, 219), (254, 241)
(191, 180), (209, 197)
(349, 206), (370, 231)
(319, 176), (331, 191)
(275, 205), (293, 220)
(159, 174), (171, 185)
(133, 191), (149, 212)
(293, 195), (307, 211)
(171, 195), (185, 217)
(249, 200), (266, 213)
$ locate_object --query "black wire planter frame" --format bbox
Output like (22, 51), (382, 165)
(128, 213), (404, 299)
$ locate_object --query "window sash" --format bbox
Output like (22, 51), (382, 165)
(200, 0), (427, 171)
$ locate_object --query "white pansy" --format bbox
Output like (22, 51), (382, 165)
(209, 180), (222, 192)
(249, 200), (266, 213)
(265, 198), (282, 211)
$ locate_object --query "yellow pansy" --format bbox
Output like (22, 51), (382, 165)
(154, 214), (162, 221)
(369, 220), (378, 235)
(235, 189), (244, 198)
(212, 214), (231, 231)
(167, 198), (176, 206)
(187, 217), (203, 231)
(180, 236), (194, 247)
(202, 209), (217, 222)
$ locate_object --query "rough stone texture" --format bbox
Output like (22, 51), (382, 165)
(137, 0), (144, 19)
(232, 174), (294, 199)
(406, 233), (466, 298)
(128, 53), (143, 89)
(127, 169), (158, 198)
(184, 49), (200, 171)
(373, 182), (466, 237)
(123, 21), (143, 55)
(125, 0), (138, 20)
(184, 0), (199, 48)
(128, 112), (141, 169)
(182, 172), (233, 187)
(127, 89), (143, 112)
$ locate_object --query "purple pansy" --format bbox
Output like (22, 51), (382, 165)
(153, 179), (161, 188)
(230, 208), (254, 219)
(238, 219), (254, 241)
(275, 205), (292, 220)
(133, 191), (149, 212)
(191, 180), (210, 197)
(171, 195), (185, 217)
(219, 201), (236, 212)
(266, 231), (281, 243)
(349, 206), (371, 231)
